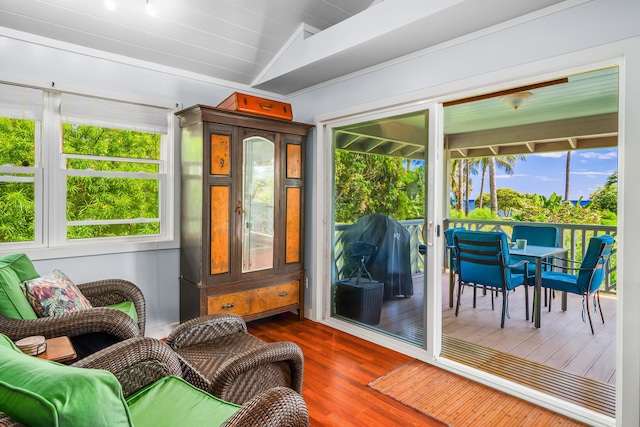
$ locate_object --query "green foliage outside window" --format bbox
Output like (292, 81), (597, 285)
(0, 118), (36, 242)
(63, 124), (161, 239)
(0, 117), (163, 243)
(334, 151), (424, 224)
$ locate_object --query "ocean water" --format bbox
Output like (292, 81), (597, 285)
(461, 199), (590, 213)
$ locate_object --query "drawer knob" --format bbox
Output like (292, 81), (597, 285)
(279, 291), (289, 297)
(222, 303), (235, 310)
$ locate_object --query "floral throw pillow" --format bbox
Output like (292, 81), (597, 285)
(21, 270), (93, 317)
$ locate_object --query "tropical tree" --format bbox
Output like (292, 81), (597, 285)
(488, 154), (525, 214)
(475, 158), (490, 208)
(463, 158), (479, 215)
(564, 150), (572, 201)
(590, 170), (618, 213)
(334, 151), (424, 223)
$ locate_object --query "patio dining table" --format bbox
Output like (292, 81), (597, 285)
(508, 244), (569, 328)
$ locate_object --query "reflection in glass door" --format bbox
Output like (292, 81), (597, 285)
(330, 109), (431, 347)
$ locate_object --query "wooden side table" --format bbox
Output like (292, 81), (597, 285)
(36, 336), (77, 363)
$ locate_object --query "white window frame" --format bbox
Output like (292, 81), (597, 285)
(0, 85), (178, 259)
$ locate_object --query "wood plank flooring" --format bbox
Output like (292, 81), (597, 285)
(248, 313), (445, 427)
(372, 274), (616, 386)
(248, 312), (587, 427)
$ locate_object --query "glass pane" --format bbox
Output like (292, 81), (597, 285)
(331, 109), (428, 348)
(62, 123), (161, 160)
(242, 136), (274, 272)
(0, 117), (36, 167)
(0, 174), (35, 242)
(66, 176), (159, 239)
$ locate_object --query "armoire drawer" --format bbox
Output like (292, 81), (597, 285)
(207, 281), (300, 317)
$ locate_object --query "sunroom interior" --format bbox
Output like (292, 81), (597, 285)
(1, 1), (639, 426)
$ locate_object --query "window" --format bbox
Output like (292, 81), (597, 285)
(0, 83), (173, 251)
(0, 84), (41, 243)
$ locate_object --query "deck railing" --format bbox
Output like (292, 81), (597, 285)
(334, 219), (617, 294)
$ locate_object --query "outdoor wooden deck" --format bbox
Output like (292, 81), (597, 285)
(348, 273), (617, 416)
(368, 273), (616, 386)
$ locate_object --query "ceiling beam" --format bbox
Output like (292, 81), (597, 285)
(447, 113), (618, 150)
(449, 135), (617, 159)
(443, 78), (568, 107)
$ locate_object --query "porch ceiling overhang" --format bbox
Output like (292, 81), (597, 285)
(334, 67), (619, 160)
(334, 112), (618, 160)
(447, 113), (618, 159)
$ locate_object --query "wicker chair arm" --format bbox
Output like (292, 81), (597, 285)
(0, 307), (140, 342)
(78, 279), (146, 335)
(222, 387), (310, 427)
(0, 413), (22, 427)
(72, 336), (182, 397)
(211, 341), (305, 399)
(166, 313), (247, 349)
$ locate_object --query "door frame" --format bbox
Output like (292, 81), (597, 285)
(310, 100), (443, 362)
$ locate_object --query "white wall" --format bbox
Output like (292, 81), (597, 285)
(1, 0), (639, 423)
(31, 250), (179, 330)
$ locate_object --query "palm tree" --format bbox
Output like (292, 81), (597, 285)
(476, 158), (490, 208)
(488, 154), (525, 213)
(448, 158), (464, 211)
(464, 159), (480, 214)
(564, 150), (572, 201)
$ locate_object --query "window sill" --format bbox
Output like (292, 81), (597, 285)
(0, 238), (179, 261)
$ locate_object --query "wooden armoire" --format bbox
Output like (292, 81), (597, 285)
(175, 104), (313, 322)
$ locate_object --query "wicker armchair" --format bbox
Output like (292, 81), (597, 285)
(166, 313), (304, 404)
(0, 336), (310, 427)
(0, 278), (145, 359)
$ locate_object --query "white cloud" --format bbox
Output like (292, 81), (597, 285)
(571, 171), (610, 176)
(532, 152), (565, 158)
(578, 150), (617, 160)
(496, 173), (527, 179)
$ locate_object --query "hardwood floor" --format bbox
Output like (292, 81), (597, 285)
(248, 312), (587, 426)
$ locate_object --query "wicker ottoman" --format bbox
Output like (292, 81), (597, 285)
(335, 278), (384, 325)
(165, 313), (304, 405)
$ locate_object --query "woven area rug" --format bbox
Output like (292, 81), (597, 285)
(368, 359), (587, 427)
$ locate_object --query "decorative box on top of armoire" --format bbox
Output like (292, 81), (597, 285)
(175, 104), (313, 322)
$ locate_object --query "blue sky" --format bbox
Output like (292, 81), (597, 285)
(471, 148), (618, 201)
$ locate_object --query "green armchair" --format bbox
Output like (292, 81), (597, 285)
(0, 253), (145, 360)
(0, 335), (310, 427)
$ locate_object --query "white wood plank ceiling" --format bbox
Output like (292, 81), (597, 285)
(0, 0), (569, 96)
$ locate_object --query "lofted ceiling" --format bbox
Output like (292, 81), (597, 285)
(0, 0), (569, 96)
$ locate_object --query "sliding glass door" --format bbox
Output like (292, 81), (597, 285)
(328, 103), (443, 352)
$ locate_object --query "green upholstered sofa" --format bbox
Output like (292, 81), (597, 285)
(0, 335), (309, 427)
(0, 253), (145, 359)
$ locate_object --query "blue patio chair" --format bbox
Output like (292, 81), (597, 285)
(540, 234), (615, 334)
(453, 230), (529, 328)
(444, 227), (465, 308)
(511, 225), (559, 305)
